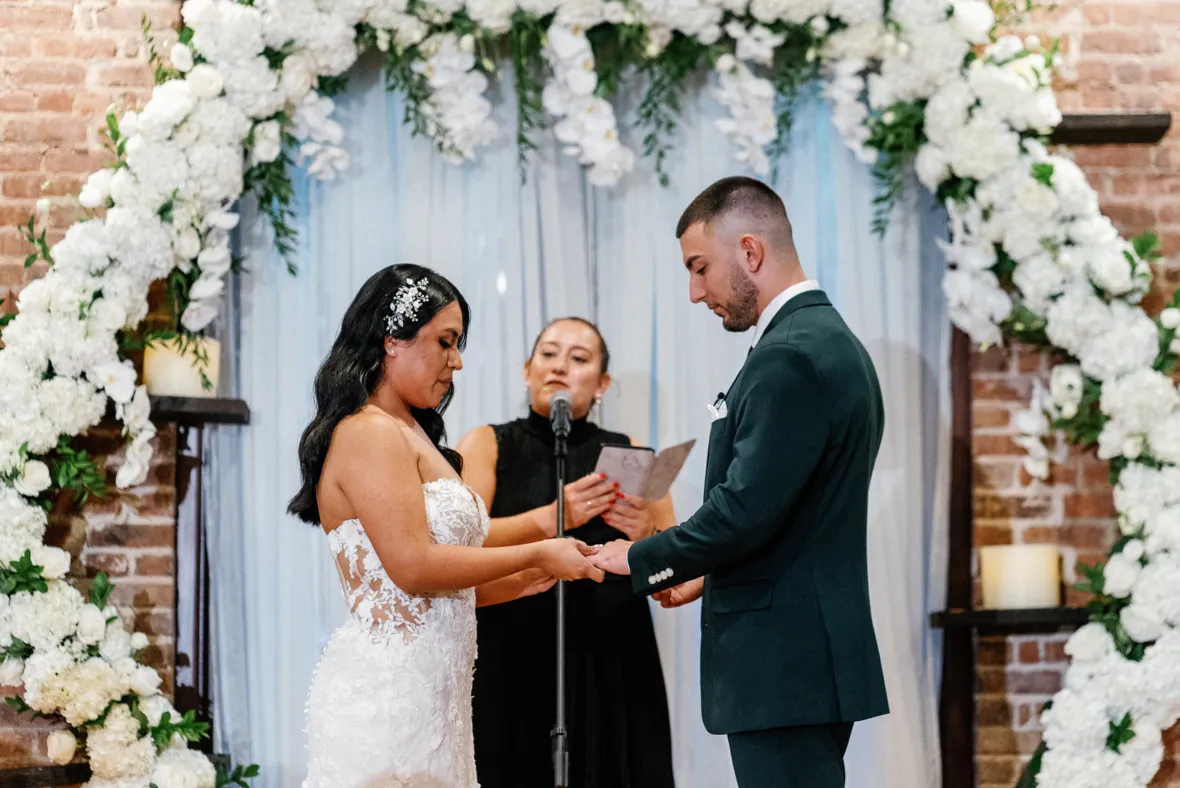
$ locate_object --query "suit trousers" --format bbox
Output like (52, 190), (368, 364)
(727, 722), (854, 788)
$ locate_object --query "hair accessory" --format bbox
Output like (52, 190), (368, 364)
(385, 278), (429, 334)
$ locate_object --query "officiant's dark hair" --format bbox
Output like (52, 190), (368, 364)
(675, 176), (789, 239)
(288, 264), (470, 525)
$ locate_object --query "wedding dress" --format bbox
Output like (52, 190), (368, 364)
(304, 478), (489, 788)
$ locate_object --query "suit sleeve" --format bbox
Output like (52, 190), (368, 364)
(629, 347), (828, 595)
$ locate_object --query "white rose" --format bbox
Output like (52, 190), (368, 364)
(250, 119), (282, 166)
(170, 43), (194, 73)
(1161, 307), (1180, 329)
(950, 0), (995, 44)
(130, 632), (149, 651)
(14, 459), (51, 497)
(129, 664), (162, 696)
(47, 729), (77, 765)
(186, 64), (224, 100)
(0, 657), (24, 686)
(1104, 551), (1141, 598)
(76, 604), (107, 645)
(915, 144), (950, 190)
(1121, 601), (1165, 643)
(78, 169), (114, 209)
(31, 546), (70, 580)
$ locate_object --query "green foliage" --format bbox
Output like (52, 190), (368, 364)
(0, 551), (48, 595)
(635, 35), (713, 185)
(865, 100), (926, 236)
(50, 434), (108, 507)
(150, 709), (210, 753)
(1107, 713), (1136, 753)
(217, 760), (262, 788)
(21, 212), (53, 269)
(90, 570), (114, 609)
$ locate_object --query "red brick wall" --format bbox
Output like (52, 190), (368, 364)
(975, 3), (1180, 786)
(0, 0), (181, 768)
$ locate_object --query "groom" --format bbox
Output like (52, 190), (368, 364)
(590, 177), (888, 787)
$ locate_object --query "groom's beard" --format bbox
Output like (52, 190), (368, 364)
(722, 264), (758, 332)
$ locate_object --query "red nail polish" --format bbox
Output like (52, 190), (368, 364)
(613, 482), (619, 489)
(615, 492), (624, 498)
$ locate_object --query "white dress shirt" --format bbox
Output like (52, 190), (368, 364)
(750, 279), (820, 349)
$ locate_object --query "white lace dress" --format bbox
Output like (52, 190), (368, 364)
(304, 479), (490, 788)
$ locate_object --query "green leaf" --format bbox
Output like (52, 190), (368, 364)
(1131, 229), (1162, 262)
(1014, 741), (1046, 788)
(5, 696), (32, 714)
(317, 75), (349, 98)
(1, 637), (34, 662)
(0, 550), (48, 595)
(1107, 713), (1136, 752)
(151, 709), (210, 753)
(90, 571), (114, 609)
(1031, 162), (1055, 188)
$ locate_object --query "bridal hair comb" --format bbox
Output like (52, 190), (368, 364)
(385, 277), (429, 334)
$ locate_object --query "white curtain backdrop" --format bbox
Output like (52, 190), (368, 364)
(206, 53), (951, 788)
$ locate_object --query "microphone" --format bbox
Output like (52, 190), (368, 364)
(549, 390), (573, 438)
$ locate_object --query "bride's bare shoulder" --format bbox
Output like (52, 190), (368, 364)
(333, 408), (413, 456)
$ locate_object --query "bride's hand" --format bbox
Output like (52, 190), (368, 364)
(535, 538), (606, 582)
(516, 568), (557, 598)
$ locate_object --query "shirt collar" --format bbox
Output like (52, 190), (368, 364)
(750, 280), (820, 349)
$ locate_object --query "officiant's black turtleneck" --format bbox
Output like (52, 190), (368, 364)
(471, 410), (675, 788)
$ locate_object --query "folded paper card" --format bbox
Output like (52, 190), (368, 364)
(593, 440), (696, 500)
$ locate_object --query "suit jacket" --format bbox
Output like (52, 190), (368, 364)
(629, 290), (889, 734)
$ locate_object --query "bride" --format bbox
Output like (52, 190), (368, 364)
(289, 264), (604, 787)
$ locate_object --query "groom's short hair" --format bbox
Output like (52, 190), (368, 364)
(676, 177), (790, 239)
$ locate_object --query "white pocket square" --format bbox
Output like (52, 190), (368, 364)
(707, 401), (727, 421)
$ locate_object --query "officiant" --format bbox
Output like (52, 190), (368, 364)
(457, 317), (676, 788)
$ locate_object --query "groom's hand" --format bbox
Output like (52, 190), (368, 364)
(587, 539), (631, 575)
(652, 577), (704, 608)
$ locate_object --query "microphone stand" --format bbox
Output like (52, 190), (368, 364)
(551, 426), (570, 788)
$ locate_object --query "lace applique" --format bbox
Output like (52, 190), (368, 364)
(326, 479), (488, 644)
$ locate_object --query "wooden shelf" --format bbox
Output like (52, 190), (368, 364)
(930, 607), (1090, 631)
(149, 396), (250, 426)
(0, 763), (90, 787)
(1050, 113), (1172, 146)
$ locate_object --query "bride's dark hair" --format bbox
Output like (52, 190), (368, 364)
(288, 264), (471, 525)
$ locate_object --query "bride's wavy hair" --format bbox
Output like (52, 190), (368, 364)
(288, 264), (471, 525)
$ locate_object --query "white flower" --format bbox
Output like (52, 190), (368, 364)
(1066, 623), (1114, 662)
(31, 545), (70, 579)
(14, 459), (51, 497)
(0, 657), (24, 687)
(79, 169), (114, 209)
(115, 428), (156, 489)
(1121, 600), (1165, 643)
(91, 359), (137, 404)
(250, 120), (282, 166)
(1041, 688), (1111, 754)
(186, 64), (224, 101)
(1161, 307), (1180, 329)
(914, 144), (950, 189)
(77, 605), (107, 646)
(1103, 551), (1141, 598)
(170, 43), (194, 73)
(47, 730), (77, 765)
(152, 747), (217, 788)
(949, 0), (995, 44)
(130, 632), (150, 652)
(181, 300), (220, 333)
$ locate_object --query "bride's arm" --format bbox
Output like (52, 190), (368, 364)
(474, 569), (555, 607)
(457, 426), (556, 547)
(336, 416), (602, 594)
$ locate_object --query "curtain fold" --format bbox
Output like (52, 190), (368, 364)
(209, 56), (950, 788)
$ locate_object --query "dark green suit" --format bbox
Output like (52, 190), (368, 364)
(629, 290), (888, 786)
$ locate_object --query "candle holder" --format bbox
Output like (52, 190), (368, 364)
(979, 544), (1061, 610)
(143, 336), (221, 398)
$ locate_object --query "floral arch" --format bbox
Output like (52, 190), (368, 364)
(1, 0), (1178, 784)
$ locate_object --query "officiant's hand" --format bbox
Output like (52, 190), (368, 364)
(652, 578), (704, 609)
(602, 494), (655, 541)
(548, 473), (619, 534)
